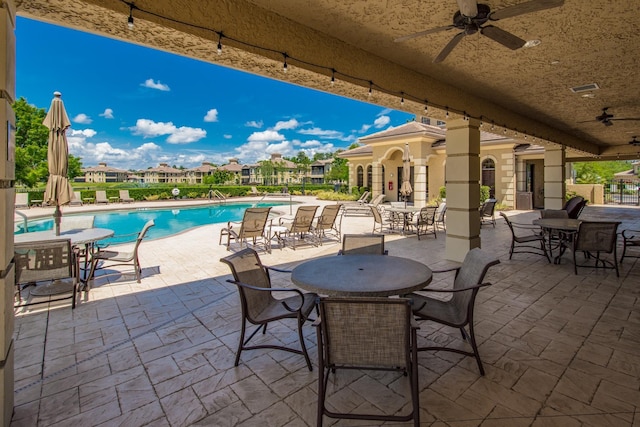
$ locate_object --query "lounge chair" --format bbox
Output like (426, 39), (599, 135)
(95, 190), (109, 204)
(279, 205), (319, 249)
(315, 297), (420, 426)
(220, 248), (317, 371)
(219, 207), (272, 252)
(312, 204), (342, 245)
(500, 212), (550, 262)
(119, 190), (134, 203)
(342, 193), (385, 216)
(69, 191), (83, 206)
(248, 186), (261, 196)
(14, 239), (79, 309)
(405, 247), (500, 375)
(338, 234), (387, 255)
(435, 202), (447, 231)
(15, 192), (29, 209)
(87, 220), (155, 287)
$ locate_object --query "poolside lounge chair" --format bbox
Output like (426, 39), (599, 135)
(220, 248), (317, 371)
(312, 204), (342, 245)
(405, 247), (500, 376)
(338, 234), (387, 255)
(279, 205), (319, 249)
(248, 186), (262, 196)
(69, 191), (83, 206)
(343, 193), (385, 216)
(14, 239), (79, 309)
(15, 192), (29, 209)
(315, 297), (420, 426)
(95, 190), (109, 204)
(219, 207), (272, 252)
(119, 190), (134, 203)
(87, 220), (155, 287)
(500, 212), (550, 262)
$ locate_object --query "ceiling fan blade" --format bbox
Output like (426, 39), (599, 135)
(481, 25), (526, 50)
(433, 31), (466, 63)
(394, 25), (456, 42)
(456, 0), (478, 17)
(490, 0), (564, 21)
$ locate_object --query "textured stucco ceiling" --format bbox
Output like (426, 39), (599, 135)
(14, 0), (640, 160)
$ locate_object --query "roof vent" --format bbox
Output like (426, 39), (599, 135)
(570, 83), (600, 93)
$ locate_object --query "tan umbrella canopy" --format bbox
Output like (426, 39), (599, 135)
(43, 91), (74, 235)
(400, 143), (412, 207)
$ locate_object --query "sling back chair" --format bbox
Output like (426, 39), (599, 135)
(500, 212), (550, 262)
(279, 205), (319, 249)
(338, 234), (387, 255)
(563, 221), (620, 277)
(479, 198), (497, 227)
(415, 206), (437, 240)
(220, 248), (317, 371)
(312, 204), (342, 245)
(219, 207), (272, 253)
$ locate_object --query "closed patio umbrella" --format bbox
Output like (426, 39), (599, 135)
(43, 91), (74, 236)
(400, 143), (412, 207)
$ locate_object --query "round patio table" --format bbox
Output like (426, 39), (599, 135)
(291, 254), (432, 297)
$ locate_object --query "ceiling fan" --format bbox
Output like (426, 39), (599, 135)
(394, 0), (565, 63)
(578, 107), (640, 127)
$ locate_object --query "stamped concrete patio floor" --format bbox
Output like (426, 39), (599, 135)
(11, 199), (640, 426)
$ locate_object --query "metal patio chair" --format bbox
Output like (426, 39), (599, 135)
(220, 248), (317, 371)
(620, 229), (640, 263)
(479, 198), (497, 227)
(279, 205), (319, 249)
(415, 206), (437, 240)
(315, 297), (420, 426)
(219, 207), (272, 252)
(434, 202), (447, 231)
(405, 248), (500, 375)
(563, 221), (620, 277)
(312, 204), (342, 245)
(500, 212), (550, 262)
(338, 234), (387, 255)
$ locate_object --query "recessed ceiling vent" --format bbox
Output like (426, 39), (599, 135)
(570, 83), (600, 93)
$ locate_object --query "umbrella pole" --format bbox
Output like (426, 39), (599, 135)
(54, 205), (62, 236)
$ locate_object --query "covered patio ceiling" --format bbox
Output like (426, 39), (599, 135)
(14, 0), (640, 161)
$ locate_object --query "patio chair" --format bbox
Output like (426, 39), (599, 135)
(366, 193), (386, 208)
(279, 205), (319, 249)
(435, 202), (447, 231)
(220, 248), (317, 371)
(540, 209), (568, 219)
(315, 297), (420, 426)
(405, 248), (500, 375)
(69, 191), (83, 206)
(219, 207), (272, 252)
(15, 192), (29, 209)
(563, 221), (620, 277)
(87, 220), (155, 287)
(563, 196), (586, 219)
(119, 190), (134, 203)
(370, 205), (394, 234)
(312, 204), (342, 245)
(620, 229), (640, 263)
(338, 234), (387, 255)
(355, 190), (370, 203)
(95, 190), (109, 204)
(14, 239), (79, 309)
(500, 212), (550, 262)
(479, 198), (497, 227)
(415, 206), (437, 240)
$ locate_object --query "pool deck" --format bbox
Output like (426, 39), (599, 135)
(10, 197), (640, 426)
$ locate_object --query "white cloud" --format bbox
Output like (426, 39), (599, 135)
(141, 78), (170, 91)
(72, 113), (92, 124)
(204, 108), (218, 122)
(359, 124), (371, 133)
(247, 130), (285, 143)
(166, 126), (207, 144)
(273, 118), (299, 131)
(298, 127), (344, 139)
(68, 128), (97, 138)
(245, 120), (263, 128)
(99, 108), (114, 119)
(373, 115), (391, 128)
(223, 134), (232, 139)
(377, 108), (392, 116)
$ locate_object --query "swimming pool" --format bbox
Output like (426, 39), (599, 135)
(14, 202), (292, 244)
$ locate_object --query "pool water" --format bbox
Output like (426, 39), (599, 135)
(14, 202), (291, 244)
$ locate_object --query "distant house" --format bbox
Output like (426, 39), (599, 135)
(83, 162), (128, 183)
(613, 161), (640, 181)
(218, 158), (244, 184)
(310, 159), (333, 183)
(142, 163), (184, 184)
(184, 162), (217, 184)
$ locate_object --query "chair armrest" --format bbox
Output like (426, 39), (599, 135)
(415, 282), (491, 293)
(226, 279), (305, 312)
(431, 266), (461, 275)
(264, 265), (292, 274)
(622, 229), (640, 240)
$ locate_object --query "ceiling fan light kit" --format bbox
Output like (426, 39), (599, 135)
(395, 0), (565, 63)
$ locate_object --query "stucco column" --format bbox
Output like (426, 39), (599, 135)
(544, 145), (566, 209)
(445, 118), (481, 262)
(372, 161), (383, 198)
(0, 2), (15, 426)
(413, 158), (427, 207)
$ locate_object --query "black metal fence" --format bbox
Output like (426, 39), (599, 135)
(604, 179), (640, 205)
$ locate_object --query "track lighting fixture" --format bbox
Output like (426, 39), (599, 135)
(217, 33), (223, 55)
(127, 3), (134, 29)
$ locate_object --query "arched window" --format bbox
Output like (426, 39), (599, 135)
(357, 165), (364, 187)
(366, 165), (372, 189)
(481, 158), (496, 198)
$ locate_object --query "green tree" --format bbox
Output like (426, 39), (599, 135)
(325, 153), (348, 183)
(572, 161), (631, 184)
(210, 169), (234, 184)
(294, 151), (312, 190)
(258, 160), (275, 185)
(13, 97), (83, 187)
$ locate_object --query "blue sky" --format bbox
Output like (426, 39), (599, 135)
(16, 17), (414, 171)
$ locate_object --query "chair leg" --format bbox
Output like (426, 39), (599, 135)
(235, 318), (247, 367)
(298, 315), (312, 371)
(466, 324), (484, 376)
